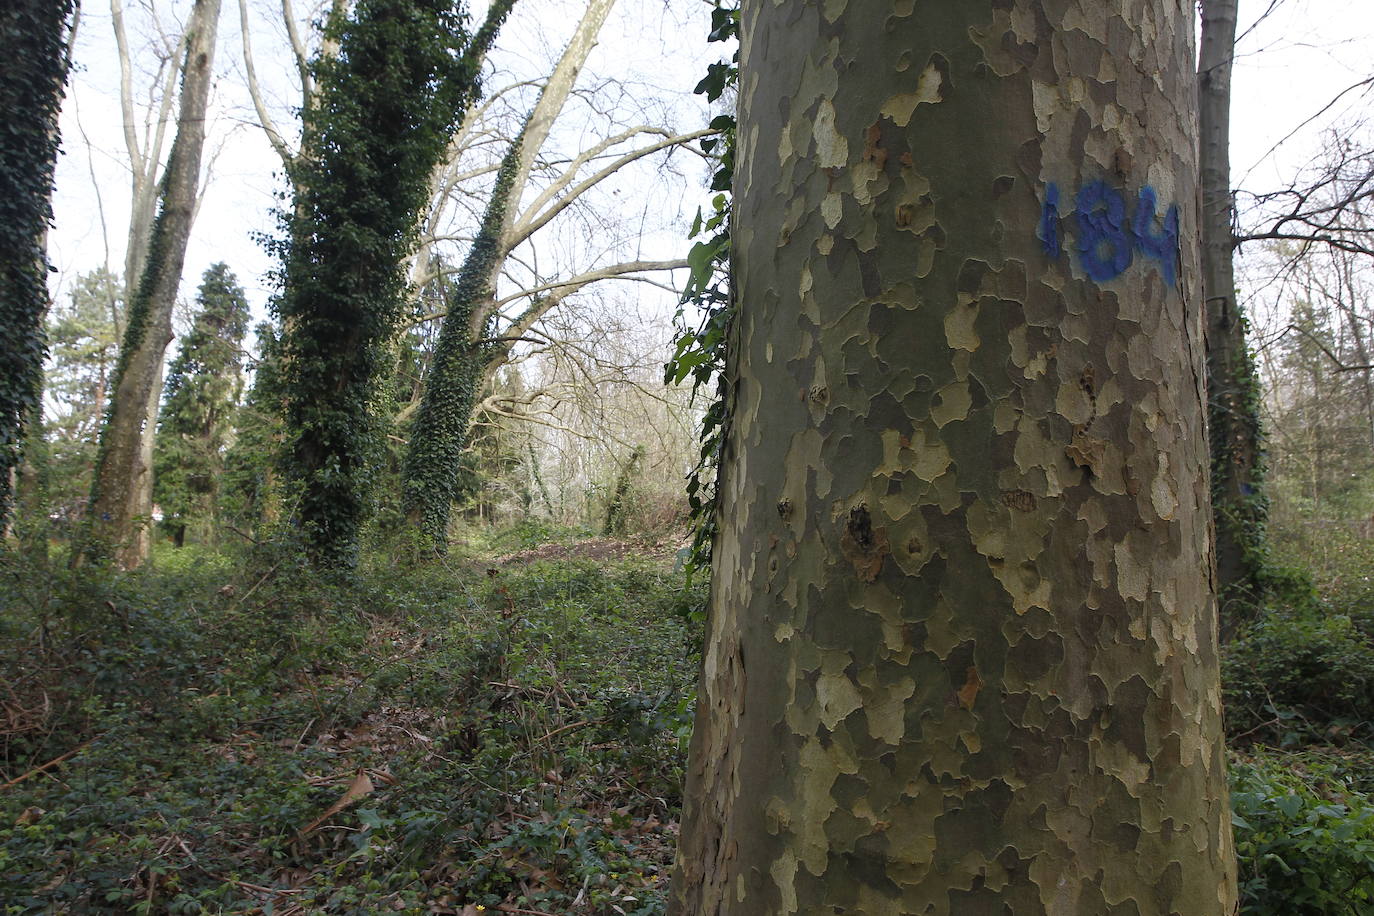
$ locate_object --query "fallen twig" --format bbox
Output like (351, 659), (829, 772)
(2, 740), (92, 790)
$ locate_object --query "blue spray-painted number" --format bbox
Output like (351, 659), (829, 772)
(1039, 181), (1180, 285)
(1075, 181), (1134, 282)
(1038, 182), (1062, 259)
(1131, 186), (1180, 286)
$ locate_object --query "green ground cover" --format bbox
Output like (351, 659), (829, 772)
(3, 523), (1374, 913)
(0, 530), (702, 914)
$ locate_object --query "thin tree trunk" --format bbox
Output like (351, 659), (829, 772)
(602, 443), (643, 536)
(1201, 0), (1266, 630)
(87, 0), (221, 569)
(132, 358), (165, 559)
(670, 2), (1236, 911)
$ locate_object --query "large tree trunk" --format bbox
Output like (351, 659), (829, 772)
(0, 0), (76, 534)
(1200, 0), (1266, 631)
(669, 2), (1238, 913)
(88, 0), (221, 569)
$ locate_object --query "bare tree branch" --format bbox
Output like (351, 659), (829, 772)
(239, 0), (293, 166)
(511, 127), (715, 246)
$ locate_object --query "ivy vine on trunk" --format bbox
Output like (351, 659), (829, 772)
(0, 0), (76, 535)
(664, 0), (738, 585)
(401, 131), (524, 549)
(272, 0), (516, 567)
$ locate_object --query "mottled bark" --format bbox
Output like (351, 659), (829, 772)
(88, 0), (221, 568)
(670, 2), (1237, 913)
(1200, 0), (1265, 628)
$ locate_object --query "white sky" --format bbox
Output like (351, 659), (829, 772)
(45, 1), (1374, 345)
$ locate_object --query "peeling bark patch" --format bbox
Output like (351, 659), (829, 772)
(841, 504), (889, 582)
(1066, 426), (1108, 476)
(862, 122), (888, 170)
(957, 666), (982, 709)
(880, 56), (946, 127)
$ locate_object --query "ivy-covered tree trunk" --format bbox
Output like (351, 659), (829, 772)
(402, 0), (617, 549)
(401, 137), (523, 544)
(274, 0), (514, 566)
(87, 0), (222, 569)
(0, 0), (75, 534)
(602, 443), (643, 536)
(669, 2), (1238, 913)
(1201, 0), (1266, 634)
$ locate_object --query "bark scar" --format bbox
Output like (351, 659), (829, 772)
(841, 504), (889, 582)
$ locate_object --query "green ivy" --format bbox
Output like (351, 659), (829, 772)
(401, 130), (524, 550)
(1210, 305), (1271, 627)
(603, 444), (646, 536)
(664, 1), (738, 588)
(1231, 753), (1374, 912)
(272, 0), (516, 567)
(0, 0), (75, 532)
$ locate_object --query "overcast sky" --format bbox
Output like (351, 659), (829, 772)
(45, 0), (1374, 340)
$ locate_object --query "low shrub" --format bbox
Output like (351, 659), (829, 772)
(1223, 608), (1374, 744)
(1231, 751), (1374, 914)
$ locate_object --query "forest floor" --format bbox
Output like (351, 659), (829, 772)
(0, 528), (703, 914)
(2, 523), (1374, 913)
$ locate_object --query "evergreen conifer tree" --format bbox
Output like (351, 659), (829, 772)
(154, 263), (249, 547)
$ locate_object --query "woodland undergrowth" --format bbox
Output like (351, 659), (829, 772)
(0, 526), (702, 914)
(3, 522), (1374, 913)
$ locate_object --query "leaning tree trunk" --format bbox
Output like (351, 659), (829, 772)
(402, 0), (617, 549)
(87, 0), (221, 569)
(669, 2), (1238, 913)
(402, 137), (523, 545)
(0, 0), (75, 534)
(1201, 0), (1266, 632)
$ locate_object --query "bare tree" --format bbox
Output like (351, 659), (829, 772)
(399, 0), (711, 546)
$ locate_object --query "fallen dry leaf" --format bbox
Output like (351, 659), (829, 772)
(298, 769), (375, 835)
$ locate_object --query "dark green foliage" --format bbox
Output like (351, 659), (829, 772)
(1224, 608), (1374, 744)
(0, 545), (703, 913)
(273, 0), (516, 567)
(1220, 531), (1374, 912)
(664, 0), (737, 584)
(221, 322), (284, 538)
(401, 131), (524, 548)
(0, 0), (75, 531)
(1224, 531), (1374, 745)
(1231, 752), (1374, 913)
(154, 264), (250, 546)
